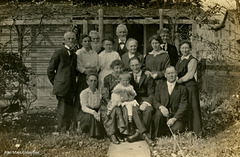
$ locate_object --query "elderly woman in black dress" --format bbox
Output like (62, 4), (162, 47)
(175, 40), (202, 137)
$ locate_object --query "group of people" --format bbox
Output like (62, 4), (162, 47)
(47, 24), (202, 147)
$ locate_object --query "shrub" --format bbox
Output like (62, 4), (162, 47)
(0, 48), (36, 113)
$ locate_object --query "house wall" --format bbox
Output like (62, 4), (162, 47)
(0, 9), (239, 104)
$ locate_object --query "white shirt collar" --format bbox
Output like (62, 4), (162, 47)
(86, 87), (98, 94)
(167, 80), (176, 87)
(65, 45), (71, 55)
(181, 54), (190, 60)
(149, 50), (167, 55)
(134, 70), (142, 77)
(82, 47), (94, 54)
(128, 52), (135, 59)
(161, 43), (168, 50)
(118, 38), (126, 44)
(65, 45), (70, 50)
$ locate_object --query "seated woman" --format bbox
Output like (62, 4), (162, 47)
(121, 38), (143, 72)
(103, 60), (155, 146)
(77, 73), (104, 138)
(145, 34), (170, 85)
(102, 60), (127, 144)
(107, 72), (139, 134)
(99, 37), (121, 91)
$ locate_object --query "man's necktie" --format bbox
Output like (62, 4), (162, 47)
(162, 44), (165, 51)
(169, 85), (173, 95)
(134, 75), (138, 83)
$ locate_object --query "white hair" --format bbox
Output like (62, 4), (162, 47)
(116, 24), (128, 34)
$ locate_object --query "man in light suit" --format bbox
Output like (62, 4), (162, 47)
(157, 28), (179, 67)
(47, 31), (77, 133)
(114, 24), (129, 57)
(151, 66), (188, 137)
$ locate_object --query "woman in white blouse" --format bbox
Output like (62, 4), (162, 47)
(77, 73), (104, 138)
(98, 37), (121, 91)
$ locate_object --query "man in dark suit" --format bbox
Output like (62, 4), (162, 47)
(47, 31), (77, 133)
(129, 56), (154, 134)
(114, 24), (129, 57)
(157, 28), (179, 67)
(151, 66), (188, 137)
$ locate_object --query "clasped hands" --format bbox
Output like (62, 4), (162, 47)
(93, 111), (101, 121)
(159, 106), (177, 126)
(84, 67), (97, 75)
(144, 70), (158, 79)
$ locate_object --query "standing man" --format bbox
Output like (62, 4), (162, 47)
(157, 28), (179, 66)
(114, 24), (129, 57)
(89, 30), (103, 54)
(47, 31), (77, 133)
(151, 66), (188, 137)
(129, 56), (154, 135)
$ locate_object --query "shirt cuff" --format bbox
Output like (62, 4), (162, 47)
(143, 101), (151, 106)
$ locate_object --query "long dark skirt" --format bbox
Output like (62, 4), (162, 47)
(77, 110), (104, 138)
(186, 85), (202, 136)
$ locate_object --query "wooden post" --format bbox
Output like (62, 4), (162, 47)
(172, 17), (176, 45)
(83, 19), (88, 35)
(192, 22), (197, 58)
(98, 9), (103, 41)
(175, 24), (179, 51)
(159, 9), (163, 30)
(143, 24), (147, 57)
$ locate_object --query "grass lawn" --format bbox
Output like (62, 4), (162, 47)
(0, 106), (109, 157)
(0, 105), (239, 157)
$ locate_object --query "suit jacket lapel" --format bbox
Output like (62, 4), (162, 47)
(170, 83), (178, 104)
(162, 82), (169, 107)
(138, 73), (146, 88)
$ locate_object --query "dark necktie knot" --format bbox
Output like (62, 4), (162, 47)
(162, 44), (165, 51)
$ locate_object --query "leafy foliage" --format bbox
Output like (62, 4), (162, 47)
(0, 48), (36, 112)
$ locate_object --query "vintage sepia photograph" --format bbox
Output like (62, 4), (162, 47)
(0, 0), (239, 156)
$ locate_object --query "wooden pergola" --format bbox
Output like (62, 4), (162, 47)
(0, 5), (212, 55)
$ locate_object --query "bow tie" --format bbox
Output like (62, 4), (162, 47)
(119, 42), (125, 45)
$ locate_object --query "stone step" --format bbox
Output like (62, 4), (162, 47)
(108, 140), (151, 157)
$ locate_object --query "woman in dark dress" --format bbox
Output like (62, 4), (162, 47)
(121, 38), (143, 72)
(102, 59), (128, 144)
(103, 59), (155, 146)
(145, 34), (170, 85)
(175, 40), (202, 137)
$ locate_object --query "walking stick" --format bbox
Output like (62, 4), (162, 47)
(168, 125), (185, 157)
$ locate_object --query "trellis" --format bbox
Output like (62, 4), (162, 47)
(0, 5), (228, 102)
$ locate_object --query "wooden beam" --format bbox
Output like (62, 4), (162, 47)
(0, 18), (217, 26)
(98, 9), (103, 42)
